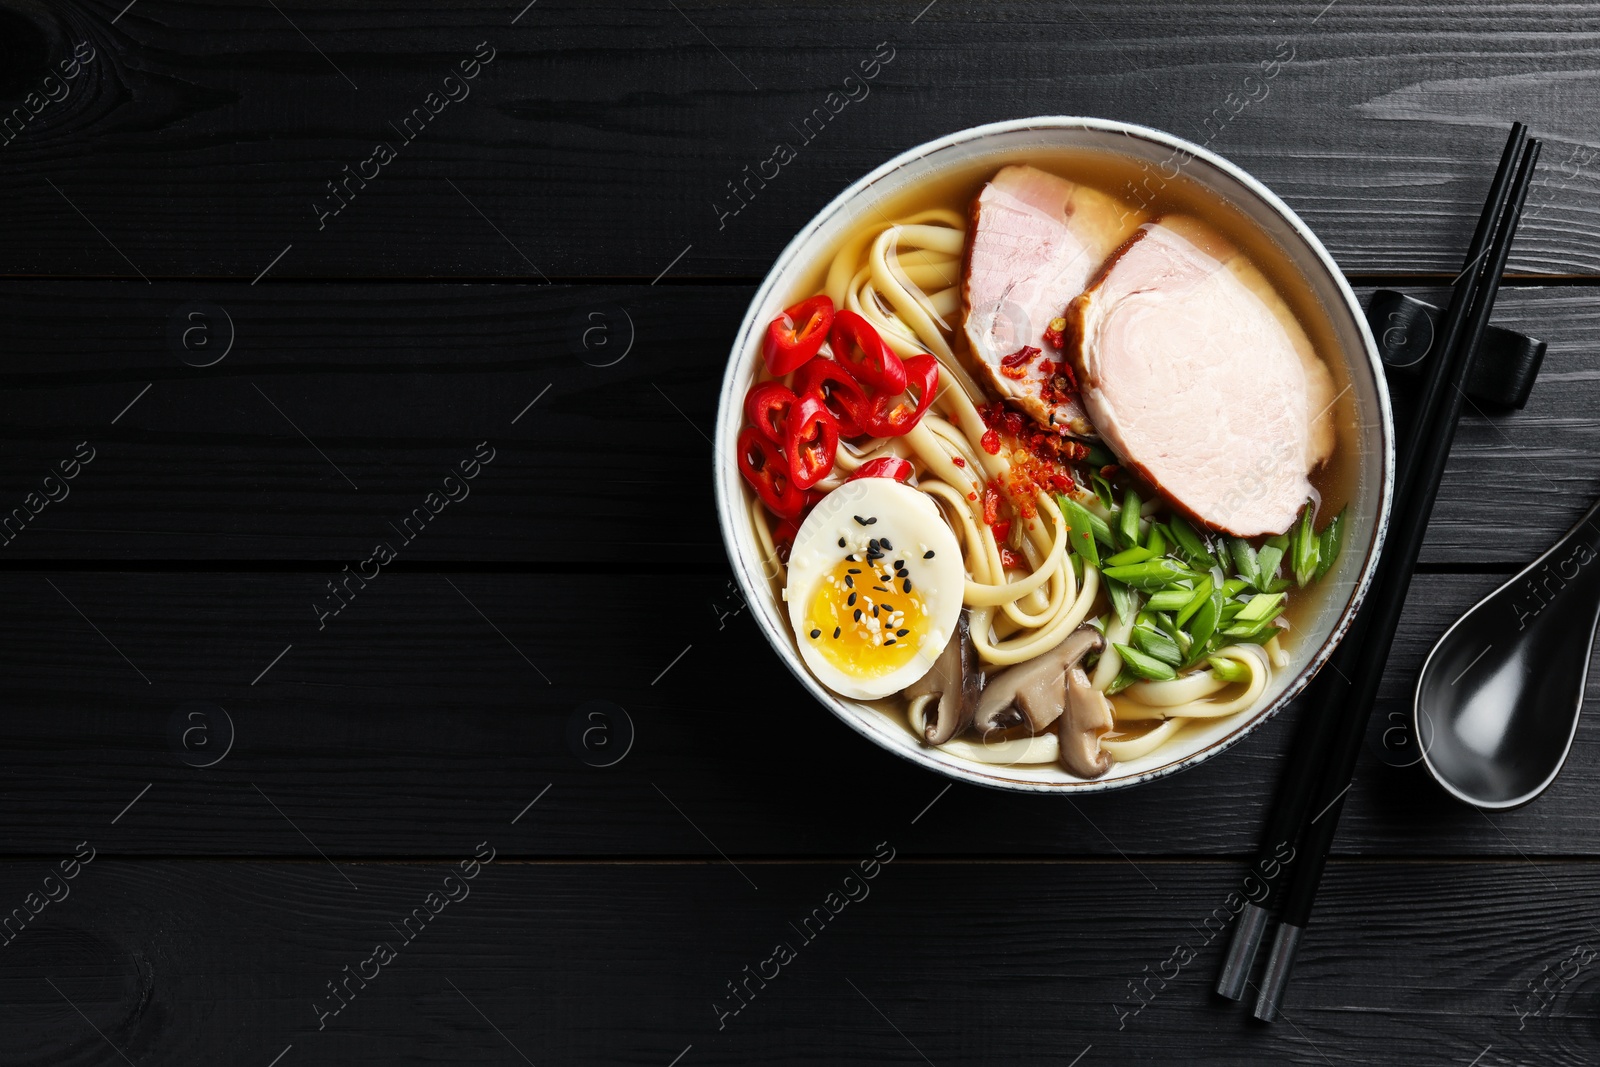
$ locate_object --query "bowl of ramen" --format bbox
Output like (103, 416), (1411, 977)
(715, 117), (1393, 792)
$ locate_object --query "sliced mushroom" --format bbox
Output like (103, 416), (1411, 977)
(1061, 666), (1115, 778)
(905, 614), (980, 745)
(974, 625), (1105, 737)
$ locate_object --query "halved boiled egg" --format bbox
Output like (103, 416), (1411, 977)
(784, 478), (964, 700)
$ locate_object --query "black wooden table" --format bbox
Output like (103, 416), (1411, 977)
(2, 2), (1598, 1064)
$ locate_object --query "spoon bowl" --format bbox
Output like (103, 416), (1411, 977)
(1416, 499), (1600, 809)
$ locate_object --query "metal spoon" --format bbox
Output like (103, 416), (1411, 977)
(1415, 498), (1600, 809)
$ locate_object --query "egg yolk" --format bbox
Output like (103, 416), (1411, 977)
(804, 556), (931, 679)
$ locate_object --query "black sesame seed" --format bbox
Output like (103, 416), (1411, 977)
(848, 568), (861, 574)
(897, 628), (910, 637)
(881, 602), (895, 612)
(881, 538), (893, 549)
(810, 629), (821, 639)
(854, 515), (868, 526)
(884, 639), (896, 646)
(873, 585), (889, 593)
(868, 538), (880, 550)
(923, 550), (935, 559)
(902, 578), (913, 593)
(837, 537), (846, 548)
(893, 560), (904, 569)
(847, 592), (857, 606)
(854, 609), (862, 621)
(865, 516), (878, 525)
(833, 627), (841, 639)
(844, 575), (853, 588)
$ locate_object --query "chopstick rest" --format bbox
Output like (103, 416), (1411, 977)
(1367, 288), (1548, 409)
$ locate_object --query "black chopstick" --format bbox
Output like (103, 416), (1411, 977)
(1250, 128), (1541, 1022)
(1217, 122), (1531, 1003)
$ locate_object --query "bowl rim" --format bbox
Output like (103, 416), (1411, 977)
(713, 115), (1395, 794)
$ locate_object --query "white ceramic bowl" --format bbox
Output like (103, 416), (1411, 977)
(715, 117), (1394, 793)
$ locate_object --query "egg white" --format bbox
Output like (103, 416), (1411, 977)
(784, 478), (965, 700)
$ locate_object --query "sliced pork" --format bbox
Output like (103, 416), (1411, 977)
(1063, 215), (1337, 537)
(962, 165), (1142, 436)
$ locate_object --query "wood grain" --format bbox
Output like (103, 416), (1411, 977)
(3, 1), (1600, 278)
(0, 282), (1593, 564)
(0, 858), (1593, 1065)
(0, 569), (1590, 859)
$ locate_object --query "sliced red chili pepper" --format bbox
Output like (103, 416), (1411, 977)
(980, 429), (1001, 455)
(783, 394), (839, 491)
(847, 456), (914, 484)
(737, 426), (806, 519)
(1000, 345), (1040, 369)
(1042, 316), (1067, 350)
(992, 519), (1013, 543)
(861, 354), (938, 438)
(982, 487), (1001, 527)
(829, 310), (907, 395)
(1000, 547), (1025, 570)
(793, 358), (868, 438)
(762, 295), (835, 377)
(744, 382), (798, 448)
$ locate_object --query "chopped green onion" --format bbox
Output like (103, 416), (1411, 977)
(1166, 515), (1216, 570)
(1058, 496), (1106, 565)
(1145, 523), (1168, 557)
(1106, 664), (1140, 695)
(1146, 588), (1194, 613)
(1132, 624), (1183, 666)
(1107, 578), (1136, 626)
(1220, 577), (1250, 598)
(1221, 621), (1282, 644)
(1207, 655), (1250, 683)
(1185, 589), (1222, 663)
(1230, 538), (1259, 587)
(1113, 643), (1178, 681)
(1175, 576), (1214, 627)
(1086, 444), (1115, 468)
(1265, 532), (1290, 553)
(1254, 545), (1284, 591)
(1316, 507), (1346, 581)
(1293, 503), (1320, 587)
(1118, 487), (1142, 549)
(1235, 591), (1286, 624)
(1100, 558), (1199, 592)
(1091, 471), (1116, 512)
(1106, 544), (1156, 567)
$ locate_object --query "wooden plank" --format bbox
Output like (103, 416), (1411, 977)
(0, 857), (1589, 1064)
(1, 569), (1592, 858)
(0, 281), (1593, 564)
(5, 2), (1600, 278)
